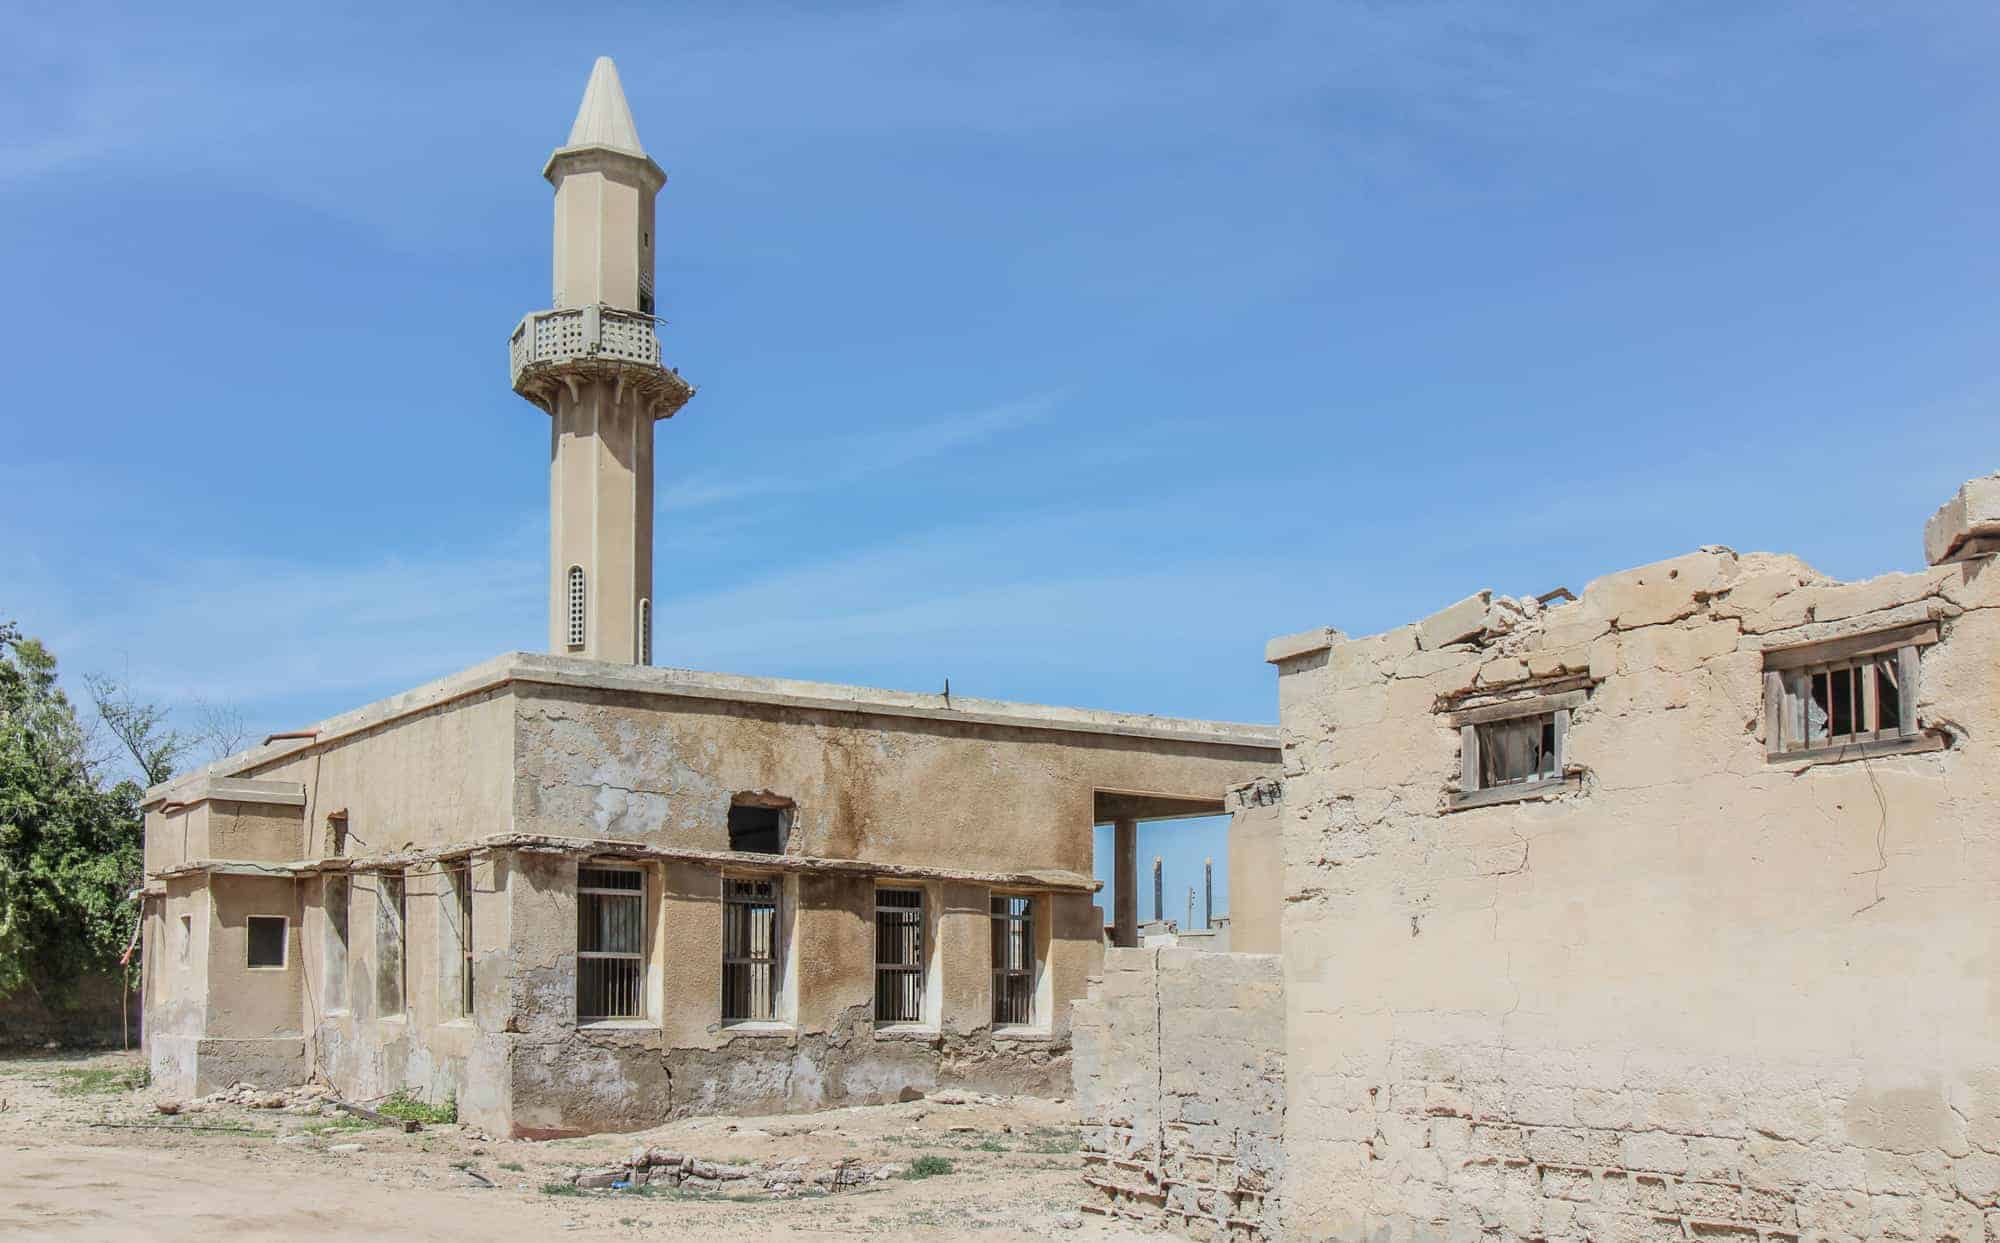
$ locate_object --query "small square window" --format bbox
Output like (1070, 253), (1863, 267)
(1447, 692), (1578, 811)
(247, 916), (287, 969)
(727, 802), (786, 854)
(1476, 713), (1559, 789)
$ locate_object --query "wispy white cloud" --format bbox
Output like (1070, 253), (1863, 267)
(656, 391), (1066, 513)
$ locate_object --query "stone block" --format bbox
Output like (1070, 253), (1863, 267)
(1620, 1131), (1690, 1175)
(1417, 592), (1494, 651)
(1582, 549), (1737, 630)
(1266, 626), (1341, 665)
(1923, 473), (2000, 565)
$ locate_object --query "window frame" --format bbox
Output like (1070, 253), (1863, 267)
(376, 870), (408, 1019)
(438, 859), (474, 1021)
(246, 914), (288, 970)
(1763, 622), (1939, 764)
(322, 874), (350, 1013)
(722, 874), (785, 1026)
(1447, 688), (1583, 811)
(576, 861), (647, 1024)
(565, 564), (587, 650)
(990, 892), (1039, 1031)
(873, 887), (928, 1028)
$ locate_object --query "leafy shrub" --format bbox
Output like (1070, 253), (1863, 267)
(904, 1155), (955, 1179)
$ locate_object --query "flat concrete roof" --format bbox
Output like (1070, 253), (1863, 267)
(146, 651), (1279, 806)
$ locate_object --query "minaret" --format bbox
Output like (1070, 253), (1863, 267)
(509, 57), (693, 664)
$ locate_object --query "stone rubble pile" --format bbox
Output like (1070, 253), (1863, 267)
(160, 1081), (341, 1116)
(571, 1147), (908, 1196)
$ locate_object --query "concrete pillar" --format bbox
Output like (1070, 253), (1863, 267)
(1152, 856), (1163, 923)
(1204, 858), (1213, 929)
(1113, 818), (1138, 948)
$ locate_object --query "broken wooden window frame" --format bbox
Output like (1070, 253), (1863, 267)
(1762, 621), (1942, 765)
(722, 874), (785, 1026)
(874, 886), (928, 1028)
(577, 861), (647, 1023)
(990, 892), (1040, 1031)
(246, 914), (288, 970)
(322, 874), (350, 1013)
(1446, 688), (1584, 812)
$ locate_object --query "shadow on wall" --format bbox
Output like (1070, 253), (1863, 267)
(0, 973), (140, 1049)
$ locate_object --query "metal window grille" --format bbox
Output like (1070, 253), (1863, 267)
(566, 565), (587, 649)
(323, 875), (349, 1011)
(991, 895), (1035, 1027)
(874, 889), (925, 1024)
(1475, 713), (1560, 789)
(639, 599), (652, 666)
(577, 864), (645, 1021)
(1782, 654), (1907, 750)
(723, 878), (780, 1022)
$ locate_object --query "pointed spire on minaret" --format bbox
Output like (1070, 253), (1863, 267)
(565, 56), (646, 156)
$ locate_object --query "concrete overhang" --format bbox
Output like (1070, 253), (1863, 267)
(146, 651), (1281, 805)
(141, 775), (307, 813)
(1093, 790), (1228, 824)
(155, 832), (1104, 895)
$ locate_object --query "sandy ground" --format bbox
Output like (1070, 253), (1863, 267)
(0, 1050), (1135, 1241)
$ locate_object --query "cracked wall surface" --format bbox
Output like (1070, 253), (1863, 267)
(1270, 541), (2000, 1241)
(1073, 947), (1286, 1237)
(141, 663), (1276, 1134)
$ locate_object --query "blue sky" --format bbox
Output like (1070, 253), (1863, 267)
(4, 2), (1996, 918)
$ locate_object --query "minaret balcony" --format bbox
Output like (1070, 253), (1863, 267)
(509, 305), (694, 419)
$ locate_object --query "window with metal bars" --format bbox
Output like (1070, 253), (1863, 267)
(990, 895), (1036, 1027)
(723, 878), (781, 1022)
(874, 888), (925, 1025)
(577, 864), (645, 1021)
(566, 565), (586, 649)
(1764, 625), (1928, 759)
(323, 875), (349, 1012)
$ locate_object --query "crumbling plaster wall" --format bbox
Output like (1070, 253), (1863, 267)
(1073, 947), (1286, 1237)
(1227, 779), (1285, 955)
(503, 850), (1084, 1136)
(1272, 546), (2000, 1241)
(509, 683), (1269, 876)
(146, 877), (209, 1093)
(300, 854), (512, 1130)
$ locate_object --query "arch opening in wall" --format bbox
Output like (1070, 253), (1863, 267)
(566, 565), (586, 650)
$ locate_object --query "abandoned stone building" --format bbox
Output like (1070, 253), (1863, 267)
(136, 58), (1280, 1135)
(133, 50), (2000, 1243)
(1075, 475), (2000, 1241)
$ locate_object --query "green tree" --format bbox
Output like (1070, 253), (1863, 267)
(0, 620), (146, 1005)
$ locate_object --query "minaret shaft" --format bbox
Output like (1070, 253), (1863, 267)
(548, 383), (655, 662)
